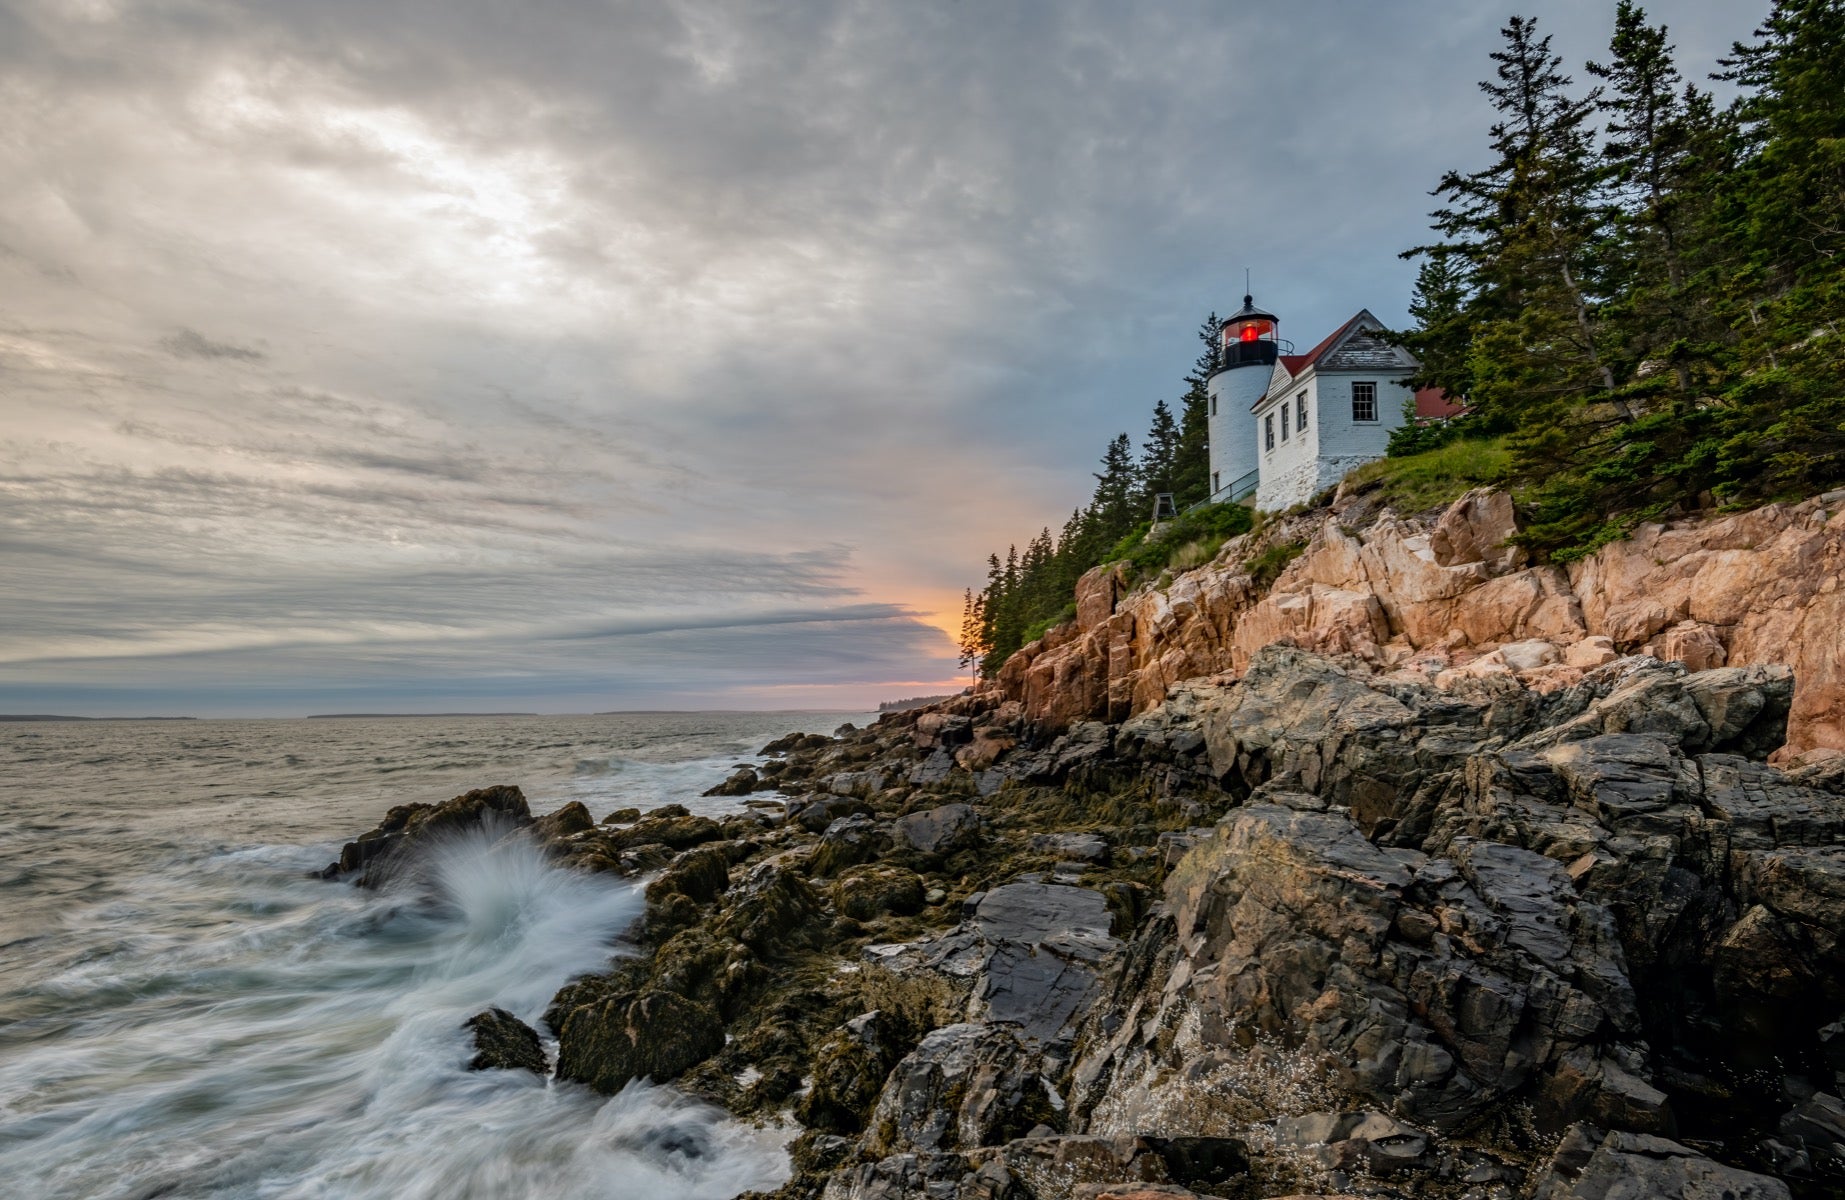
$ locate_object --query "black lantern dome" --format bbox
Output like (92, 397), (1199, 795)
(1218, 294), (1280, 370)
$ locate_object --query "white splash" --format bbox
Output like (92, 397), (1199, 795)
(0, 831), (788, 1200)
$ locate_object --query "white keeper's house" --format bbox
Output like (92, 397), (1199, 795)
(1204, 295), (1460, 511)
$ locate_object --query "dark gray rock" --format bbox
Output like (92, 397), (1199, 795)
(529, 800), (594, 846)
(1528, 1124), (1791, 1198)
(790, 793), (872, 833)
(553, 988), (725, 1093)
(821, 1151), (971, 1200)
(1078, 802), (1654, 1135)
(907, 749), (957, 786)
(893, 803), (983, 856)
(463, 1007), (547, 1074)
(828, 768), (895, 798)
(703, 766), (758, 796)
(321, 784), (531, 884)
(978, 1134), (1171, 1196)
(1777, 1090), (1845, 1172)
(814, 813), (891, 876)
(863, 1023), (1056, 1158)
(1030, 832), (1110, 864)
(1682, 663), (1794, 757)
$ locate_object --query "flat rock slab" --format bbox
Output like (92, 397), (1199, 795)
(864, 881), (1120, 1041)
(973, 881), (1113, 944)
(972, 883), (1120, 1038)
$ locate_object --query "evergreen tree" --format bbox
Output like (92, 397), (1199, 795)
(1137, 400), (1182, 514)
(956, 588), (986, 680)
(1415, 15), (1617, 439)
(1588, 2), (1721, 399)
(1088, 433), (1139, 547)
(1397, 252), (1477, 405)
(1706, 0), (1845, 502)
(1172, 313), (1219, 506)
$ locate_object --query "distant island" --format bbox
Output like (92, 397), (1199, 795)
(877, 694), (956, 713)
(0, 714), (198, 722)
(305, 712), (538, 719)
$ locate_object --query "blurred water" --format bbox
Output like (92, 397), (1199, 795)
(0, 711), (867, 1199)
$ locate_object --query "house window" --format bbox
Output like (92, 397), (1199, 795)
(1212, 471), (1220, 494)
(1297, 393), (1308, 433)
(1352, 381), (1378, 422)
(1264, 413), (1275, 451)
(1209, 393), (1217, 416)
(1279, 407), (1289, 442)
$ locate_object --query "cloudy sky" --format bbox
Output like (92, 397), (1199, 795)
(0, 0), (1754, 715)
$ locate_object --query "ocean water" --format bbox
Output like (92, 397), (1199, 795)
(0, 711), (870, 1200)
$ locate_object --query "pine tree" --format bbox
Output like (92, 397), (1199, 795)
(956, 588), (986, 680)
(1088, 433), (1139, 548)
(1137, 400), (1182, 515)
(1706, 0), (1845, 501)
(1415, 16), (1617, 438)
(1172, 313), (1219, 506)
(1397, 252), (1477, 408)
(1589, 2), (1722, 400)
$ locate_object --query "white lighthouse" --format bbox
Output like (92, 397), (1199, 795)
(1204, 294), (1281, 502)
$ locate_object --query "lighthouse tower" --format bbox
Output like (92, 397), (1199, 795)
(1205, 295), (1280, 502)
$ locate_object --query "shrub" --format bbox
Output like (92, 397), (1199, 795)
(1115, 502), (1254, 582)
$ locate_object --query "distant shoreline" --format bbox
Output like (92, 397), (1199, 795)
(0, 715), (200, 722)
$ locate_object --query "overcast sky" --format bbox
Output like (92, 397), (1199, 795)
(0, 0), (1757, 715)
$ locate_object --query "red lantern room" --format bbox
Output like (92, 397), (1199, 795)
(1218, 294), (1281, 369)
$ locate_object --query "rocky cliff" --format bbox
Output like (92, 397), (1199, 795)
(317, 491), (1845, 1199)
(997, 488), (1845, 763)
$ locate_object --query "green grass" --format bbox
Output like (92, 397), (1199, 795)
(1244, 539), (1306, 589)
(1343, 435), (1514, 514)
(1109, 502), (1256, 584)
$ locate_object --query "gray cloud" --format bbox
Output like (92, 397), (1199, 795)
(0, 0), (1758, 713)
(159, 328), (265, 361)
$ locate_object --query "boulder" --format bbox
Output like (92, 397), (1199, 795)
(321, 784), (531, 884)
(971, 882), (1120, 1038)
(1776, 1090), (1845, 1173)
(1428, 487), (1526, 573)
(981, 1134), (1172, 1196)
(553, 987), (725, 1093)
(529, 800), (593, 845)
(797, 1010), (913, 1134)
(813, 814), (891, 877)
(893, 803), (983, 856)
(463, 1007), (547, 1074)
(1528, 1124), (1791, 1199)
(644, 845), (732, 907)
(1030, 832), (1111, 864)
(835, 866), (927, 921)
(1566, 635), (1619, 669)
(862, 1023), (1056, 1157)
(704, 767), (759, 796)
(790, 793), (873, 833)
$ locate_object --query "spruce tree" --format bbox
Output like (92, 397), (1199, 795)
(1137, 400), (1182, 514)
(1416, 16), (1616, 438)
(1172, 313), (1219, 506)
(1088, 433), (1139, 547)
(1708, 0), (1845, 501)
(956, 588), (986, 680)
(1589, 2), (1720, 400)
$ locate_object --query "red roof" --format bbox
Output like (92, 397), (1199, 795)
(1295, 314), (1363, 371)
(1415, 387), (1466, 419)
(1255, 313), (1367, 411)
